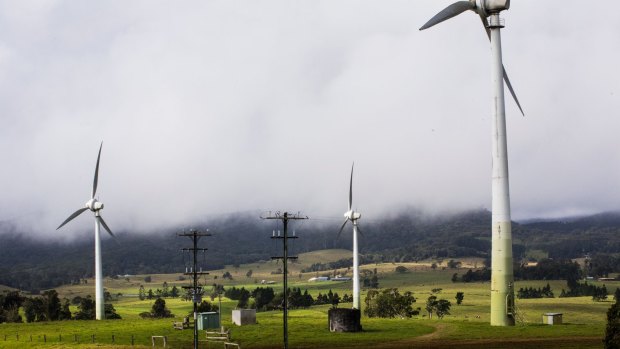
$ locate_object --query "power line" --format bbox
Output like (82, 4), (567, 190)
(261, 211), (307, 349)
(178, 229), (211, 349)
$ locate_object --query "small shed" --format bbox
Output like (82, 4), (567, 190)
(196, 312), (220, 330)
(542, 313), (563, 325)
(232, 309), (256, 326)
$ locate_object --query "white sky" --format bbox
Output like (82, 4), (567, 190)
(0, 1), (619, 237)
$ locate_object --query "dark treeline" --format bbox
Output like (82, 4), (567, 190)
(560, 280), (610, 301)
(515, 259), (582, 281)
(517, 283), (554, 299)
(0, 289), (120, 324)
(2, 210), (620, 291)
(221, 286), (347, 310)
(452, 259), (582, 283)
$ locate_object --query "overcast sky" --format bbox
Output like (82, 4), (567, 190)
(1, 1), (619, 238)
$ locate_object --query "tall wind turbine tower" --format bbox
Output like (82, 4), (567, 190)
(420, 0), (523, 326)
(57, 142), (116, 320)
(337, 163), (362, 310)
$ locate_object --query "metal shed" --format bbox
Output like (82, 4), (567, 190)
(232, 309), (256, 326)
(542, 313), (563, 325)
(196, 312), (220, 330)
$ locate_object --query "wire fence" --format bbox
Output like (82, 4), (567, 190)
(0, 332), (191, 347)
(0, 332), (233, 348)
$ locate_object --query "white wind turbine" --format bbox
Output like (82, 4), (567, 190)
(337, 163), (362, 310)
(57, 142), (116, 320)
(420, 0), (523, 326)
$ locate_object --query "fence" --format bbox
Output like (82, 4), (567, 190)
(0, 332), (202, 347)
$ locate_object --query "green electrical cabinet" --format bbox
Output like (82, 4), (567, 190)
(196, 312), (220, 330)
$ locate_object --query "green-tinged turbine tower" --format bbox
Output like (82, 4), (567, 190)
(420, 0), (524, 326)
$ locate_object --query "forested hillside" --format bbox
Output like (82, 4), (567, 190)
(1, 210), (620, 292)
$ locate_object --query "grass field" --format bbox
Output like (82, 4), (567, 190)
(0, 251), (611, 348)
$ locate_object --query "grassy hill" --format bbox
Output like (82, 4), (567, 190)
(0, 256), (610, 348)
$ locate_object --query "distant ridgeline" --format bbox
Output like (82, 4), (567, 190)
(1, 210), (620, 292)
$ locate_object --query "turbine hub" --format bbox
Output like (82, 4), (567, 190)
(344, 211), (361, 220)
(86, 198), (104, 212)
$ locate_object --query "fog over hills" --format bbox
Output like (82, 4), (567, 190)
(2, 209), (620, 292)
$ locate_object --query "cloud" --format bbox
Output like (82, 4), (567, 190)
(0, 1), (618, 237)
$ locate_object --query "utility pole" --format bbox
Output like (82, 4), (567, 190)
(262, 211), (307, 349)
(179, 229), (211, 349)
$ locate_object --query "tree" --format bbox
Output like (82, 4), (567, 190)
(425, 296), (437, 319)
(364, 288), (417, 318)
(447, 260), (462, 269)
(237, 289), (250, 309)
(246, 269), (253, 278)
(42, 290), (61, 321)
(74, 296), (95, 320)
(252, 287), (276, 311)
(162, 282), (170, 298)
(23, 298), (44, 322)
(395, 266), (408, 273)
(171, 286), (180, 298)
(150, 298), (174, 318)
(105, 303), (122, 319)
(147, 289), (154, 300)
(435, 300), (452, 319)
(606, 292), (620, 348)
(138, 285), (146, 300)
(197, 300), (219, 313)
(1, 290), (25, 323)
(455, 292), (464, 305)
(595, 285), (610, 302)
(370, 275), (379, 289)
(59, 299), (72, 320)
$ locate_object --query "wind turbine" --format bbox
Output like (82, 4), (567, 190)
(57, 142), (116, 320)
(337, 163), (362, 310)
(420, 0), (522, 326)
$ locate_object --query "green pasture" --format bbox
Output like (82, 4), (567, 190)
(0, 253), (611, 348)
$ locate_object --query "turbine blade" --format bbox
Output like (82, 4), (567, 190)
(419, 1), (476, 31)
(479, 13), (491, 40)
(503, 67), (525, 116)
(356, 224), (365, 237)
(478, 15), (525, 116)
(348, 163), (354, 211)
(92, 142), (103, 199)
(336, 219), (349, 240)
(98, 216), (116, 239)
(57, 207), (89, 230)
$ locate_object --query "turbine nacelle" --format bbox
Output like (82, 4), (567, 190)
(473, 0), (510, 16)
(344, 210), (361, 221)
(86, 198), (104, 212)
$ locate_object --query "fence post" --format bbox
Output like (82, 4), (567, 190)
(44, 334), (46, 343)
(112, 334), (115, 343)
(92, 334), (95, 343)
(59, 334), (62, 342)
(29, 335), (32, 342)
(131, 334), (134, 345)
